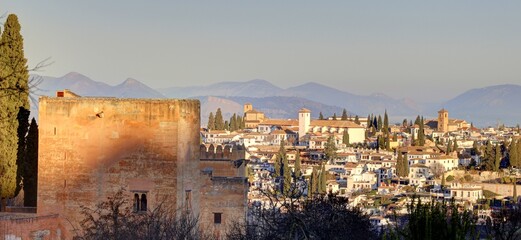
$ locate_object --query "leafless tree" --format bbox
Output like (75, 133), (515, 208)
(74, 189), (207, 240)
(226, 189), (377, 240)
(486, 203), (521, 240)
(430, 163), (445, 179)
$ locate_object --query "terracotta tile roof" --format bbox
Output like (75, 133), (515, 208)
(260, 119), (299, 126)
(411, 164), (428, 168)
(310, 120), (363, 128)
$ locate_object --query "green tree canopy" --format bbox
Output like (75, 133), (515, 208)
(0, 14), (30, 202)
(342, 131), (350, 147)
(23, 118), (38, 207)
(214, 108), (224, 130)
(494, 143), (501, 172)
(207, 112), (214, 130)
(294, 150), (302, 179)
(318, 164), (327, 194)
(341, 109), (348, 120)
(324, 136), (337, 160)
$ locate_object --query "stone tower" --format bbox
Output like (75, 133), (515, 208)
(298, 108), (311, 142)
(438, 108), (448, 133)
(38, 94), (201, 234)
(243, 103), (253, 114)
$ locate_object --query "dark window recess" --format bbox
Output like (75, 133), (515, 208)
(214, 212), (222, 224)
(133, 193), (140, 212)
(57, 91), (64, 97)
(141, 194), (147, 211)
(132, 192), (148, 212)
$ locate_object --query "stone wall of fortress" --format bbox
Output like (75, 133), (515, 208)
(37, 97), (200, 233)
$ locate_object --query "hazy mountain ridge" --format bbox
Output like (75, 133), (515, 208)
(30, 72), (521, 127)
(160, 79), (423, 117)
(441, 84), (521, 126)
(35, 72), (166, 98)
(29, 72), (166, 120)
(158, 79), (283, 98)
(195, 96), (346, 125)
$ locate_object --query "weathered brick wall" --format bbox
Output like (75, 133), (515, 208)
(200, 176), (248, 239)
(0, 214), (67, 240)
(200, 144), (246, 177)
(198, 144), (248, 238)
(38, 97), (200, 235)
(478, 183), (520, 197)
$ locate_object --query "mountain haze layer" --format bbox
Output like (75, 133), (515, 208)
(158, 79), (283, 98)
(159, 80), (424, 118)
(442, 84), (521, 127)
(30, 72), (521, 127)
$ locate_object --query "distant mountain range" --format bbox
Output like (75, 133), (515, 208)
(30, 72), (521, 127)
(158, 80), (421, 117)
(441, 84), (521, 127)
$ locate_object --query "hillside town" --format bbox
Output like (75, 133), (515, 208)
(202, 103), (521, 231)
(2, 3), (521, 239)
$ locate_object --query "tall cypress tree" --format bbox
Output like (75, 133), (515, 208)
(354, 115), (360, 124)
(403, 153), (409, 176)
(236, 115), (243, 130)
(441, 172), (446, 187)
(514, 140), (521, 168)
(332, 113), (337, 120)
(207, 112), (215, 130)
(453, 140), (458, 153)
(342, 131), (350, 147)
(397, 152), (404, 177)
(414, 115), (421, 126)
(484, 141), (494, 170)
(224, 120), (229, 130)
(513, 180), (518, 201)
(239, 115), (245, 129)
(341, 109), (348, 120)
(377, 115), (382, 131)
(24, 118), (38, 207)
(511, 140), (520, 168)
(214, 108), (224, 130)
(282, 148), (291, 196)
(273, 143), (281, 180)
(418, 116), (425, 146)
(494, 143), (501, 172)
(319, 112), (324, 120)
(15, 107), (29, 197)
(318, 163), (327, 194)
(324, 136), (337, 160)
(471, 141), (479, 156)
(0, 14), (30, 205)
(229, 113), (237, 131)
(383, 110), (389, 133)
(310, 167), (318, 198)
(294, 150), (302, 179)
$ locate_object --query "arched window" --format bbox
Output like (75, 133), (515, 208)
(141, 194), (147, 211)
(133, 193), (140, 212)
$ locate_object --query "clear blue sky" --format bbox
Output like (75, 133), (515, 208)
(5, 1), (521, 102)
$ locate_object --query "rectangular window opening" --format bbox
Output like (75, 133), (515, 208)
(214, 212), (222, 224)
